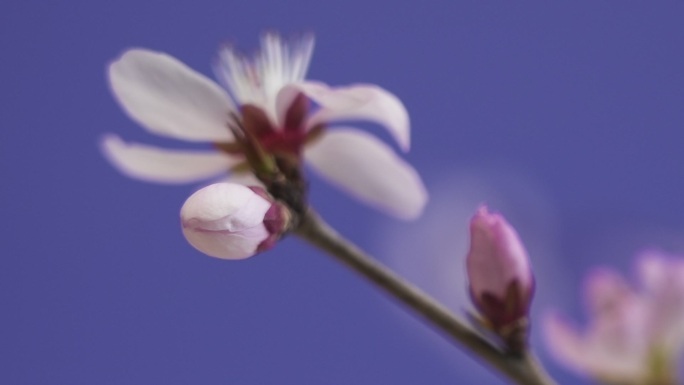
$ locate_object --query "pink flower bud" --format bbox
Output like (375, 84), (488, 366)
(180, 183), (289, 260)
(466, 206), (535, 331)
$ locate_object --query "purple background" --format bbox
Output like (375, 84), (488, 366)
(3, 1), (684, 383)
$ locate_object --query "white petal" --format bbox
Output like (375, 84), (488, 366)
(109, 49), (235, 142)
(101, 134), (238, 184)
(304, 128), (427, 220)
(289, 82), (411, 151)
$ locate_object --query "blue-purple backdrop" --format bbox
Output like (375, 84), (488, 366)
(3, 1), (684, 384)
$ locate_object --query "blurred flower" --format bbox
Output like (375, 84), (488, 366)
(466, 206), (535, 341)
(102, 34), (427, 219)
(544, 251), (684, 384)
(180, 183), (289, 259)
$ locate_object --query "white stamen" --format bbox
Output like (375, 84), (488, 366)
(215, 34), (315, 124)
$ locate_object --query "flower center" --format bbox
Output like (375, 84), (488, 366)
(242, 92), (312, 156)
(215, 92), (323, 163)
(256, 128), (308, 155)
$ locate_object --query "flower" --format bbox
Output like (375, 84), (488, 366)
(180, 183), (289, 259)
(466, 206), (535, 334)
(544, 251), (684, 384)
(102, 34), (427, 220)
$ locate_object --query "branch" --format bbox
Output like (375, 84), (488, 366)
(294, 208), (557, 385)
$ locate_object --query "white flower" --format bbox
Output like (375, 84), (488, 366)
(180, 183), (288, 260)
(102, 34), (427, 220)
(543, 252), (684, 384)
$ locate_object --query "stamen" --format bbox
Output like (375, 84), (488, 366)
(215, 34), (315, 124)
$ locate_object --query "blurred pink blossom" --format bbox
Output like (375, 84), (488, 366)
(544, 252), (684, 384)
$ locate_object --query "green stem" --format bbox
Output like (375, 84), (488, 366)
(294, 208), (558, 385)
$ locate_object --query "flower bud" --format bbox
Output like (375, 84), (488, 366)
(466, 206), (535, 335)
(180, 183), (290, 260)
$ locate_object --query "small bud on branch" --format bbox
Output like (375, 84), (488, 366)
(466, 206), (535, 351)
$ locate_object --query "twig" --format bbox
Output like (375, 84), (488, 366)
(294, 208), (558, 385)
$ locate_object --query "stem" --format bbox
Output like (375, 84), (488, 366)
(294, 208), (558, 385)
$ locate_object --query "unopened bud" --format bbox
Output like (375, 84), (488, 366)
(180, 183), (290, 260)
(466, 206), (535, 346)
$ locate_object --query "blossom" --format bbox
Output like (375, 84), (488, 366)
(544, 251), (684, 384)
(181, 183), (289, 259)
(466, 206), (535, 332)
(102, 34), (427, 220)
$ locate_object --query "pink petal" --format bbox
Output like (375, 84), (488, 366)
(636, 251), (684, 295)
(109, 49), (235, 142)
(304, 128), (427, 220)
(582, 269), (650, 364)
(545, 270), (652, 381)
(543, 312), (592, 375)
(288, 82), (410, 151)
(636, 252), (684, 349)
(583, 268), (634, 315)
(543, 311), (647, 380)
(101, 134), (238, 184)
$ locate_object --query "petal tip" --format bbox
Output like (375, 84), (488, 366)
(394, 184), (429, 221)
